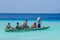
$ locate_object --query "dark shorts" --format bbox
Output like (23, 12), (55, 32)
(38, 24), (41, 28)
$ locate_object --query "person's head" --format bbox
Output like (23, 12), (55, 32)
(17, 22), (19, 25)
(34, 22), (36, 25)
(8, 23), (10, 25)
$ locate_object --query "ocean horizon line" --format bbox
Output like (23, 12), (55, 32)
(0, 13), (60, 14)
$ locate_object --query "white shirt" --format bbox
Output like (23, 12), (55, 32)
(37, 17), (40, 21)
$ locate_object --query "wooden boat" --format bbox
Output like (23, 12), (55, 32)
(5, 26), (49, 32)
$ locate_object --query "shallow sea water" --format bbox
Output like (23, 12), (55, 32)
(0, 20), (60, 40)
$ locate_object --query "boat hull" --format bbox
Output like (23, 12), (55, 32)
(5, 26), (49, 32)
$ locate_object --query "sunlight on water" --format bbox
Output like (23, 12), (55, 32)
(0, 20), (60, 40)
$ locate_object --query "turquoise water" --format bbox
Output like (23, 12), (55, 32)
(0, 20), (60, 40)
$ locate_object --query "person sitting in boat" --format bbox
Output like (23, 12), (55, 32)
(32, 22), (37, 28)
(20, 20), (29, 29)
(15, 22), (20, 29)
(37, 17), (41, 28)
(6, 23), (13, 29)
(23, 20), (29, 28)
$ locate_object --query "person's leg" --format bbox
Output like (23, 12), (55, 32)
(38, 24), (41, 28)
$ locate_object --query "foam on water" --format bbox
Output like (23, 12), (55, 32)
(0, 20), (60, 40)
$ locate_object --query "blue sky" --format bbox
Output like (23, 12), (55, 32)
(0, 0), (60, 13)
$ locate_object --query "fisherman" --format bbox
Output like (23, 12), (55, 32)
(32, 22), (37, 28)
(37, 17), (41, 28)
(6, 23), (13, 29)
(24, 20), (29, 28)
(15, 22), (20, 29)
(20, 20), (29, 29)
